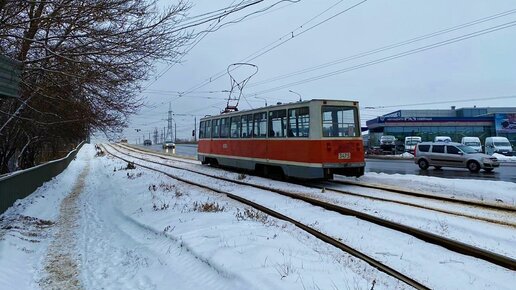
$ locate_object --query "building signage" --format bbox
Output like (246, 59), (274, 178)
(383, 110), (401, 118)
(495, 113), (516, 133)
(366, 115), (493, 128)
(383, 117), (434, 122)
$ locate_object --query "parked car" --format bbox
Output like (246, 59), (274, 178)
(414, 142), (499, 173)
(404, 136), (422, 153)
(380, 135), (396, 152)
(162, 140), (175, 149)
(460, 137), (481, 152)
(485, 137), (513, 156)
(143, 139), (152, 146)
(434, 136), (452, 142)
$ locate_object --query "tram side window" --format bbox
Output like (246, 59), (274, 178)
(269, 109), (287, 138)
(199, 121), (205, 139)
(288, 107), (310, 137)
(220, 117), (230, 138)
(253, 112), (267, 138)
(204, 120), (211, 139)
(230, 116), (242, 138)
(212, 119), (220, 138)
(322, 106), (358, 137)
(241, 114), (252, 138)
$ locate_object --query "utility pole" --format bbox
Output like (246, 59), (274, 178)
(165, 103), (174, 142)
(194, 116), (197, 142)
(174, 123), (177, 143)
(153, 127), (158, 144)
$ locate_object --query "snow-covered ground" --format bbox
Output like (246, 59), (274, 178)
(366, 152), (414, 159)
(493, 153), (516, 162)
(336, 172), (516, 206)
(1, 144), (515, 289)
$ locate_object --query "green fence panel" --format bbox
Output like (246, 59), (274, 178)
(0, 142), (85, 214)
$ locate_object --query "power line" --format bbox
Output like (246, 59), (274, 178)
(248, 8), (516, 88)
(143, 0), (303, 90)
(250, 19), (516, 95)
(143, 1), (242, 90)
(180, 0), (363, 96)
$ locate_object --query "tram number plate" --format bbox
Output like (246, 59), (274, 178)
(338, 152), (351, 159)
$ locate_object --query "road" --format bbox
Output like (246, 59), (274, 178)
(135, 144), (516, 183)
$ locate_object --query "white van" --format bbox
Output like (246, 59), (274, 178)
(485, 137), (513, 156)
(404, 136), (422, 152)
(434, 136), (452, 142)
(461, 137), (482, 152)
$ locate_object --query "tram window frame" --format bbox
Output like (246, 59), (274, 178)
(199, 121), (205, 139)
(253, 112), (267, 138)
(241, 114), (252, 138)
(220, 117), (230, 138)
(268, 109), (287, 138)
(288, 107), (310, 137)
(212, 119), (220, 138)
(321, 106), (359, 137)
(230, 115), (242, 138)
(204, 120), (211, 139)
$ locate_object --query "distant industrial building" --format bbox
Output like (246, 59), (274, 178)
(366, 106), (516, 147)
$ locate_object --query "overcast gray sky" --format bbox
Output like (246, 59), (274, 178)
(117, 0), (516, 142)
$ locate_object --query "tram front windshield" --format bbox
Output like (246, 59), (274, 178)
(321, 106), (359, 137)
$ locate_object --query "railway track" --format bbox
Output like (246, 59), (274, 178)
(330, 179), (516, 212)
(102, 144), (430, 289)
(117, 143), (516, 227)
(105, 143), (516, 273)
(311, 181), (516, 228)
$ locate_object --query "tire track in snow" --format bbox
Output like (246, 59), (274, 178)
(40, 162), (90, 290)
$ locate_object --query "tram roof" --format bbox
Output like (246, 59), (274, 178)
(200, 99), (359, 120)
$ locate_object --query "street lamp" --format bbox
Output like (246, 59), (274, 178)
(254, 96), (267, 107)
(288, 90), (302, 102)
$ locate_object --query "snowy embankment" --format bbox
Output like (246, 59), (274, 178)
(1, 143), (515, 289)
(338, 172), (516, 206)
(105, 144), (516, 289)
(112, 144), (516, 260)
(1, 144), (407, 290)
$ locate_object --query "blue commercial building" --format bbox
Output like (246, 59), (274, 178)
(366, 106), (516, 147)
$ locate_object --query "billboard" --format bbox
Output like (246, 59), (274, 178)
(495, 113), (516, 134)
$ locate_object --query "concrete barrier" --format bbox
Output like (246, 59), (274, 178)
(0, 142), (85, 214)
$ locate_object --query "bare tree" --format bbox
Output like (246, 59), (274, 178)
(0, 0), (192, 173)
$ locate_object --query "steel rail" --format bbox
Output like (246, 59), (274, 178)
(115, 143), (515, 227)
(304, 182), (516, 228)
(119, 143), (515, 213)
(107, 143), (516, 271)
(102, 144), (430, 289)
(331, 180), (516, 212)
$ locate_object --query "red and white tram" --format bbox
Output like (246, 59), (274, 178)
(197, 99), (365, 179)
